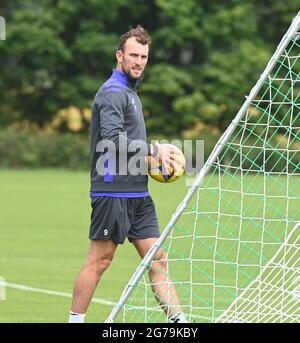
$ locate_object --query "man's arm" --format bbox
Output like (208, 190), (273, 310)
(99, 91), (151, 157)
(99, 91), (181, 167)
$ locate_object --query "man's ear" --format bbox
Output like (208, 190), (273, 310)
(116, 50), (123, 64)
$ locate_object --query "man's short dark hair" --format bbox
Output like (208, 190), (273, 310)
(118, 25), (151, 52)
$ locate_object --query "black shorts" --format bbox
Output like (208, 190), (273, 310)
(89, 196), (160, 244)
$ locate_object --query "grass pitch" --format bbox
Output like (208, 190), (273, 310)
(0, 169), (299, 323)
(0, 169), (188, 323)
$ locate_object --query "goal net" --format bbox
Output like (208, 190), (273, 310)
(106, 12), (300, 323)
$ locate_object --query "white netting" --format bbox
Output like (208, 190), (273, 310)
(107, 12), (300, 323)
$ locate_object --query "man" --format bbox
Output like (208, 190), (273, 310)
(68, 25), (188, 323)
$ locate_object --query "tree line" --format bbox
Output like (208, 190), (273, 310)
(0, 0), (298, 141)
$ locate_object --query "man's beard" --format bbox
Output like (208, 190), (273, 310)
(122, 64), (143, 80)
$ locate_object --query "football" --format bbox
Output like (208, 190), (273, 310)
(148, 144), (185, 183)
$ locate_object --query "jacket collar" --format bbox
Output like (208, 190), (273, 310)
(112, 69), (142, 90)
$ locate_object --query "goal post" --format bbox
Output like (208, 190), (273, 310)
(106, 11), (300, 323)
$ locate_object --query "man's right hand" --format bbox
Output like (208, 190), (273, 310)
(150, 142), (183, 176)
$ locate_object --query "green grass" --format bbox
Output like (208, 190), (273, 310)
(0, 169), (299, 323)
(115, 172), (300, 323)
(0, 169), (189, 323)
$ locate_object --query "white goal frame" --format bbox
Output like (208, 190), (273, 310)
(105, 11), (300, 323)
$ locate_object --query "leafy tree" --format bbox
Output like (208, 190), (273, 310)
(0, 0), (298, 138)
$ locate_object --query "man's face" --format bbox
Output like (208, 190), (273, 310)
(117, 37), (149, 79)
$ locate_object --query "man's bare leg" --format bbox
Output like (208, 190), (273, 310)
(133, 237), (187, 321)
(69, 240), (117, 322)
